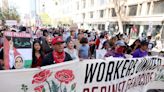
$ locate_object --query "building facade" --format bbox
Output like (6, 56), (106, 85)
(56, 0), (164, 38)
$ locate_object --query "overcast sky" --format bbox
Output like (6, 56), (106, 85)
(9, 0), (31, 15)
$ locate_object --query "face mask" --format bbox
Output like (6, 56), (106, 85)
(116, 46), (125, 54)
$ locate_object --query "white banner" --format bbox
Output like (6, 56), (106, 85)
(0, 56), (164, 92)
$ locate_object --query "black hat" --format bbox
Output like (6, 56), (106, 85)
(141, 40), (149, 46)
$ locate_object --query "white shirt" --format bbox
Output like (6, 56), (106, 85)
(98, 38), (106, 49)
(64, 48), (79, 60)
(9, 48), (15, 68)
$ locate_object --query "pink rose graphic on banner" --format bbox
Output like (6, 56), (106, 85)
(32, 69), (76, 92)
(55, 69), (75, 84)
(34, 85), (44, 92)
(55, 69), (75, 92)
(32, 69), (52, 92)
(32, 69), (51, 84)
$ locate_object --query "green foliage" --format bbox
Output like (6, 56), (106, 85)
(0, 7), (20, 22)
(71, 83), (76, 91)
(21, 84), (28, 92)
(42, 88), (46, 92)
(51, 80), (59, 92)
(63, 86), (67, 92)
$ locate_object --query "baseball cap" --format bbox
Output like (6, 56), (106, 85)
(115, 40), (126, 46)
(52, 36), (64, 45)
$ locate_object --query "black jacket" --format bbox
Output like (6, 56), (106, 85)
(41, 52), (72, 66)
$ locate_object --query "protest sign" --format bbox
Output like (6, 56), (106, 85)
(0, 56), (164, 92)
(4, 32), (32, 69)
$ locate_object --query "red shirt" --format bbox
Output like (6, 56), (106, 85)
(95, 38), (100, 49)
(32, 56), (42, 68)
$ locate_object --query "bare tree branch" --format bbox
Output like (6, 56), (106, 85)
(112, 0), (128, 33)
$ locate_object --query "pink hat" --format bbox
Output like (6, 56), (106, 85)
(52, 36), (64, 45)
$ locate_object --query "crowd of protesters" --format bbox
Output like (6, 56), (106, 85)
(0, 25), (163, 70)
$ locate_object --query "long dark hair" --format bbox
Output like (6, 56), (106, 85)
(130, 39), (141, 50)
(32, 40), (44, 64)
(101, 40), (109, 49)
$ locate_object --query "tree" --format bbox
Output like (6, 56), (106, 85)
(39, 13), (51, 26)
(0, 7), (20, 22)
(160, 20), (164, 48)
(112, 0), (127, 34)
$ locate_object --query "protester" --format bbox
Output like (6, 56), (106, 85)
(140, 33), (147, 41)
(42, 36), (72, 66)
(104, 37), (117, 57)
(130, 39), (141, 53)
(0, 48), (4, 70)
(0, 31), (4, 48)
(63, 30), (70, 41)
(124, 47), (133, 58)
(132, 40), (149, 58)
(101, 40), (110, 50)
(108, 36), (118, 48)
(123, 34), (129, 44)
(19, 26), (26, 32)
(32, 40), (44, 68)
(95, 34), (106, 49)
(42, 35), (53, 54)
(43, 29), (49, 37)
(9, 37), (15, 69)
(73, 32), (84, 51)
(79, 37), (90, 59)
(118, 34), (123, 40)
(159, 49), (164, 57)
(64, 39), (79, 60)
(147, 35), (156, 50)
(0, 27), (5, 70)
(89, 40), (96, 58)
(66, 29), (76, 42)
(0, 24), (162, 69)
(112, 40), (126, 58)
(104, 32), (110, 40)
(69, 30), (76, 39)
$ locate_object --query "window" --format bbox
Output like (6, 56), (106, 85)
(100, 0), (105, 5)
(82, 13), (85, 19)
(98, 24), (105, 31)
(147, 2), (151, 14)
(102, 24), (105, 30)
(77, 2), (79, 10)
(83, 0), (86, 8)
(138, 4), (142, 15)
(100, 10), (104, 18)
(108, 9), (111, 17)
(91, 0), (94, 6)
(90, 12), (93, 18)
(112, 8), (116, 17)
(153, 1), (164, 14)
(130, 25), (140, 39)
(123, 6), (126, 15)
(98, 24), (101, 30)
(129, 5), (137, 16)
